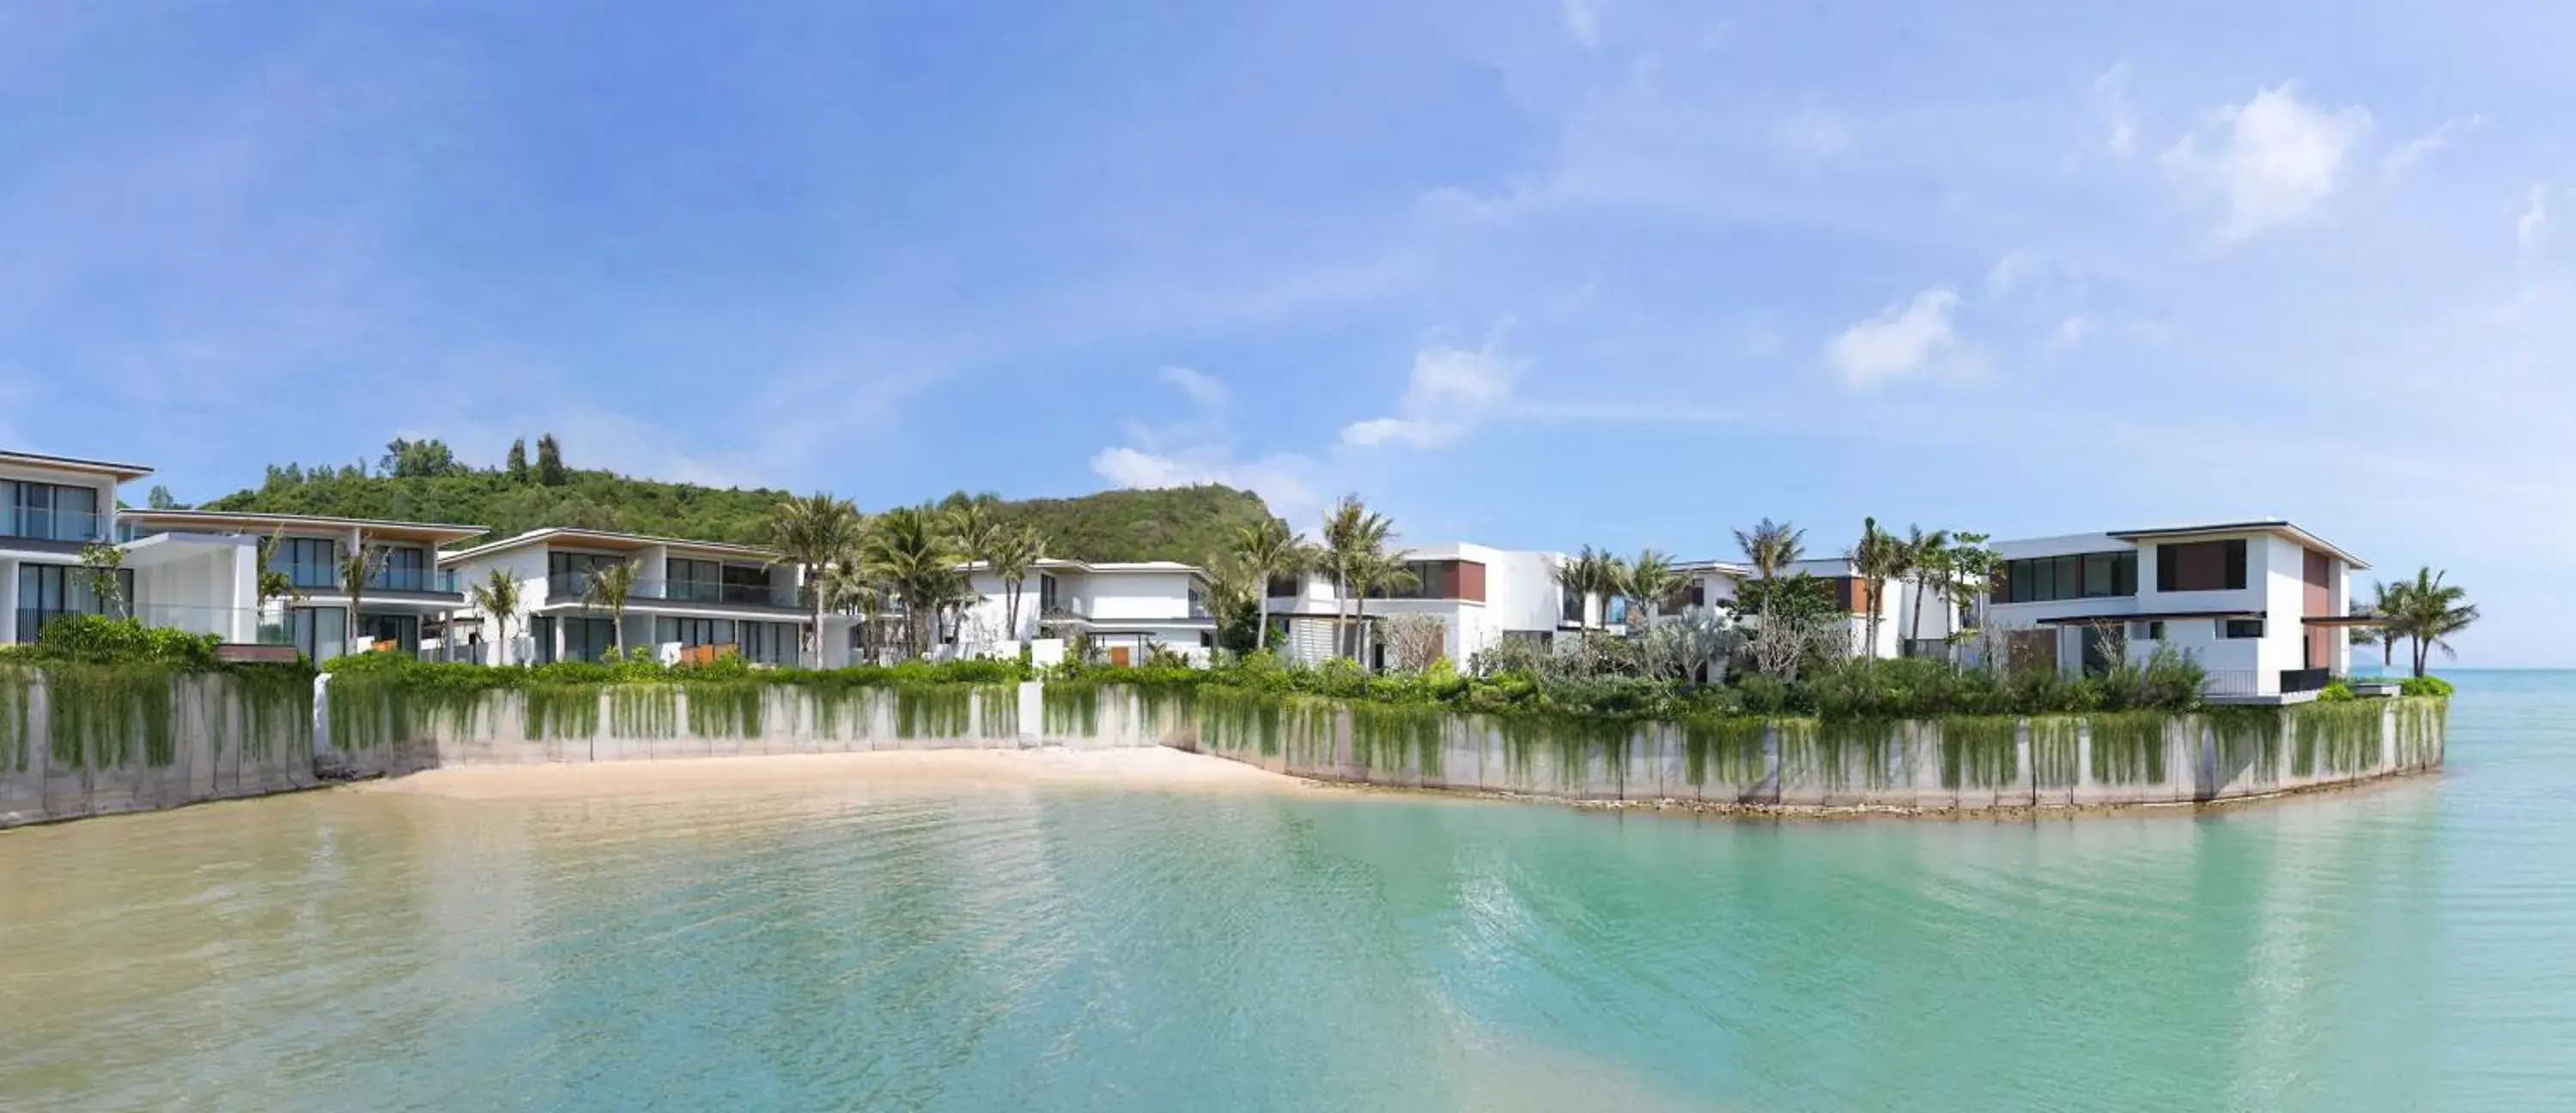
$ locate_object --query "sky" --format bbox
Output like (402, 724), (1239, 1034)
(1, 1), (2569, 664)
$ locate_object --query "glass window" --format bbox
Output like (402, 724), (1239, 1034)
(2223, 618), (2264, 639)
(3, 481), (102, 542)
(2130, 620), (2165, 641)
(561, 617), (615, 662)
(13, 563), (130, 641)
(273, 537), (340, 589)
(286, 606), (349, 661)
(369, 547), (429, 592)
(2002, 551), (2138, 605)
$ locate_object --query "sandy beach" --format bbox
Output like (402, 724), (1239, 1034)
(356, 746), (1310, 800)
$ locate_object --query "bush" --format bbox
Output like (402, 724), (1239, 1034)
(21, 616), (222, 669)
(2400, 675), (2454, 698)
(2315, 680), (2356, 702)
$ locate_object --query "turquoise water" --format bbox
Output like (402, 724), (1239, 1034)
(2, 672), (2570, 1110)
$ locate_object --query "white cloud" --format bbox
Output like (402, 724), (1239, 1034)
(2518, 186), (2550, 251)
(1338, 338), (1519, 449)
(1090, 446), (1320, 520)
(1774, 106), (1851, 160)
(1823, 287), (1964, 390)
(2382, 113), (2483, 179)
(2161, 82), (2373, 241)
(2046, 316), (2091, 353)
(2093, 64), (2137, 156)
(1156, 365), (1227, 408)
(1559, 0), (1602, 48)
(1985, 251), (2039, 298)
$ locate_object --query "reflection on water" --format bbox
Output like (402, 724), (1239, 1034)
(3, 673), (2573, 1111)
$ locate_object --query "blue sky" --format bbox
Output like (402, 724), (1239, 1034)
(1, 1), (2566, 663)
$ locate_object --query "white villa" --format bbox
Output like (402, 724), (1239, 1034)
(119, 509), (485, 660)
(1975, 520), (2365, 698)
(914, 557), (1217, 666)
(1262, 543), (1562, 668)
(1674, 556), (1956, 663)
(437, 527), (809, 666)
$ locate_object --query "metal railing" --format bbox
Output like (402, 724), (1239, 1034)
(13, 603), (292, 645)
(2201, 669), (2262, 696)
(1, 507), (110, 544)
(545, 573), (799, 608)
(2279, 667), (2332, 694)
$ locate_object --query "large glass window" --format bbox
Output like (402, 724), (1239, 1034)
(13, 563), (131, 642)
(285, 606), (348, 661)
(356, 612), (420, 654)
(560, 617), (615, 662)
(739, 620), (795, 665)
(665, 557), (721, 602)
(273, 537), (340, 589)
(2155, 539), (2250, 593)
(3, 480), (102, 542)
(2002, 551), (2136, 604)
(552, 551), (626, 596)
(656, 616), (738, 648)
(368, 547), (430, 592)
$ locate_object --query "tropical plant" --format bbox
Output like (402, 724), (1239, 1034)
(1848, 517), (1903, 660)
(2363, 578), (2411, 673)
(469, 568), (524, 666)
(581, 559), (640, 659)
(1232, 517), (1308, 652)
(1199, 556), (1264, 654)
(76, 541), (128, 619)
(1732, 518), (1806, 627)
(535, 433), (567, 486)
(252, 526), (304, 623)
(1319, 496), (1396, 660)
(1551, 545), (1622, 636)
(1620, 548), (1688, 625)
(1899, 525), (1951, 655)
(766, 493), (866, 666)
(1944, 532), (1998, 650)
(987, 526), (1045, 642)
(337, 533), (389, 657)
(2386, 567), (2477, 678)
(1346, 545), (1419, 670)
(862, 506), (959, 658)
(1380, 613), (1449, 672)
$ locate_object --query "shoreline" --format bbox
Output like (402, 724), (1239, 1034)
(356, 746), (1324, 800)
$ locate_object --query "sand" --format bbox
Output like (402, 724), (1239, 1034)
(356, 747), (1311, 801)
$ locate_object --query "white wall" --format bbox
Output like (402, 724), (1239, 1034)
(443, 545), (550, 664)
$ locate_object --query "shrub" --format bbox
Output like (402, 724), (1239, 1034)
(2315, 680), (2356, 702)
(2400, 675), (2454, 698)
(23, 616), (222, 669)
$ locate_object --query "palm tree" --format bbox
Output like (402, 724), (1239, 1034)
(1346, 546), (1419, 671)
(469, 567), (524, 666)
(337, 532), (388, 658)
(1847, 517), (1903, 660)
(1200, 556), (1261, 654)
(253, 526), (303, 631)
(1551, 545), (1620, 637)
(1622, 548), (1687, 625)
(1899, 525), (1951, 657)
(2390, 568), (2478, 678)
(986, 526), (1045, 643)
(581, 559), (640, 660)
(1319, 496), (1395, 660)
(862, 507), (957, 658)
(1232, 517), (1307, 652)
(766, 493), (866, 666)
(1732, 518), (1806, 626)
(2364, 578), (2412, 674)
(817, 557), (888, 665)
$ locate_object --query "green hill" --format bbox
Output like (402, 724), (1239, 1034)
(194, 437), (1279, 565)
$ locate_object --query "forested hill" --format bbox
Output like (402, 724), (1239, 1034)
(192, 437), (1280, 564)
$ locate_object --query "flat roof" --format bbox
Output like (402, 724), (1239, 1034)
(0, 448), (154, 483)
(2104, 520), (2369, 571)
(439, 526), (776, 565)
(121, 508), (487, 546)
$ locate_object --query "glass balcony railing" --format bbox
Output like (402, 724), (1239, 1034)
(13, 604), (288, 646)
(273, 561), (343, 590)
(546, 573), (799, 608)
(1, 507), (110, 544)
(365, 567), (459, 594)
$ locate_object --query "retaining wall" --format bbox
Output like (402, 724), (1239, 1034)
(1170, 690), (2450, 811)
(0, 667), (319, 828)
(0, 669), (2448, 827)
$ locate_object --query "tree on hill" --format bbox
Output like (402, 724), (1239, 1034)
(535, 434), (568, 487)
(506, 438), (530, 482)
(146, 485), (180, 510)
(380, 438), (470, 479)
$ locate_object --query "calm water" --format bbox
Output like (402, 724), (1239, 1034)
(3, 673), (2571, 1111)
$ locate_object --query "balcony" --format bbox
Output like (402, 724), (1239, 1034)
(14, 603), (293, 646)
(2, 506), (109, 544)
(546, 573), (799, 609)
(365, 567), (460, 594)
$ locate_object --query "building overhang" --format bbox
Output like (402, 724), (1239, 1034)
(120, 510), (486, 547)
(117, 532), (258, 568)
(2033, 610), (2263, 626)
(440, 527), (778, 567)
(2104, 520), (2370, 571)
(536, 598), (807, 621)
(2299, 615), (2382, 627)
(0, 449), (153, 483)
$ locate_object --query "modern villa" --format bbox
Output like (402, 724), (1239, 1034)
(2, 450), (157, 645)
(118, 509), (485, 660)
(1977, 520), (2364, 698)
(1263, 544), (1565, 667)
(927, 558), (1217, 666)
(1674, 556), (1952, 663)
(436, 527), (809, 666)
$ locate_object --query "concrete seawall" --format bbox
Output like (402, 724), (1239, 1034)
(0, 670), (2447, 827)
(1171, 690), (2450, 812)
